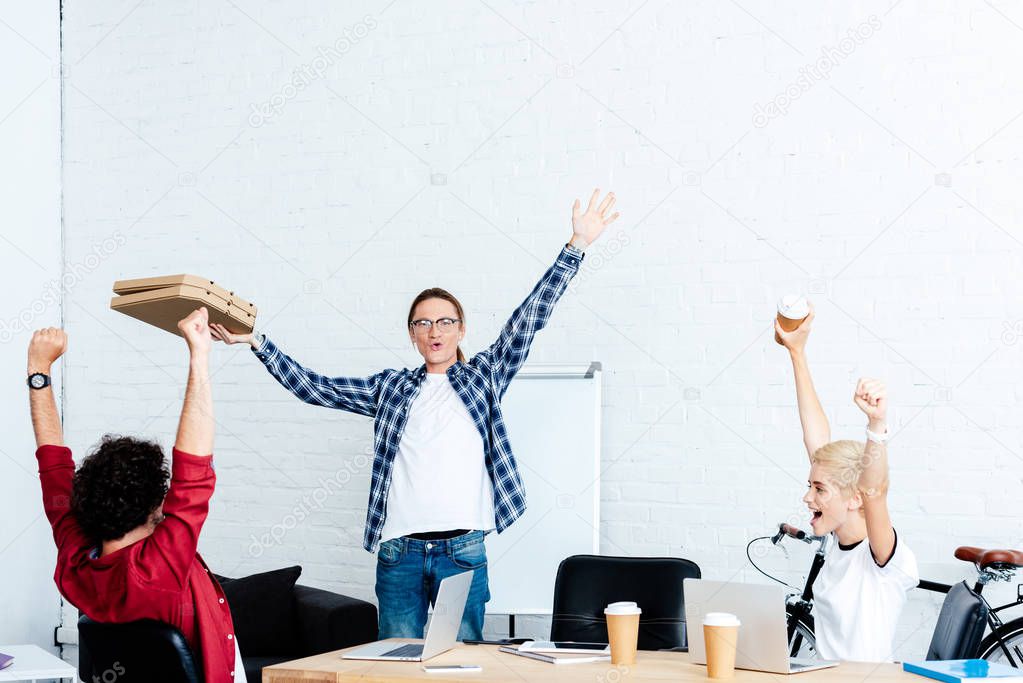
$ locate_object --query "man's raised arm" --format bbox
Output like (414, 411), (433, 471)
(175, 307), (213, 456)
(28, 328), (67, 448)
(137, 307), (217, 587)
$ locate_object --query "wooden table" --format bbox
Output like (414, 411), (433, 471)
(263, 641), (915, 683)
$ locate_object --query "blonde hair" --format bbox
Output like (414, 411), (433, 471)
(810, 440), (866, 496)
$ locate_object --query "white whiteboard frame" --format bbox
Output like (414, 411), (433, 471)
(488, 361), (602, 617)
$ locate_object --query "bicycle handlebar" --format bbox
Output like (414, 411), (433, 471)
(772, 522), (826, 545)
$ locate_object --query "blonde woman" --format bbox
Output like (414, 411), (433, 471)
(777, 306), (918, 662)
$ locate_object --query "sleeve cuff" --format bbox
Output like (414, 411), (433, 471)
(36, 444), (73, 471)
(872, 528), (899, 569)
(171, 448), (215, 481)
(558, 244), (585, 270)
(251, 334), (273, 359)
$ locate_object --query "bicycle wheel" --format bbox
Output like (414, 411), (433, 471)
(786, 605), (818, 659)
(978, 617), (1023, 667)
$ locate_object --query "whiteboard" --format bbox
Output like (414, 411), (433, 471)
(485, 362), (602, 615)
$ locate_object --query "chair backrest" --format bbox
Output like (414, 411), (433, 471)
(550, 554), (701, 651)
(78, 615), (202, 683)
(926, 581), (989, 660)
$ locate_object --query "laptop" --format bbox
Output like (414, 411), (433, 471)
(342, 570), (473, 662)
(683, 579), (839, 674)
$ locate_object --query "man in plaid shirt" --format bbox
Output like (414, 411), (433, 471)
(212, 189), (620, 640)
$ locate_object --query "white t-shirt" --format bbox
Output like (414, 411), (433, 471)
(379, 373), (496, 542)
(234, 638), (247, 682)
(812, 530), (919, 662)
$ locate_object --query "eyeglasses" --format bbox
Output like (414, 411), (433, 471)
(409, 317), (462, 333)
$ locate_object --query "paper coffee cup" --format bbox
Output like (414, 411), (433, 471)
(703, 612), (741, 679)
(605, 602), (641, 666)
(775, 294), (810, 345)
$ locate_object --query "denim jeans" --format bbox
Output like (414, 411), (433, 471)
(375, 530), (490, 640)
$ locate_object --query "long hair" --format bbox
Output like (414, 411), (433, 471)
(407, 288), (466, 363)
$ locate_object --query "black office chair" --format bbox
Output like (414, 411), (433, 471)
(550, 554), (701, 651)
(926, 581), (990, 660)
(78, 616), (201, 683)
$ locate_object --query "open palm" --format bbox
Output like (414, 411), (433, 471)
(571, 189), (619, 249)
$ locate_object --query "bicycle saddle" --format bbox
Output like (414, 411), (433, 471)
(955, 546), (1023, 569)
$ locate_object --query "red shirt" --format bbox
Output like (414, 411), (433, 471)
(37, 445), (239, 683)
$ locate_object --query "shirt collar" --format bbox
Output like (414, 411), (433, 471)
(413, 362), (464, 381)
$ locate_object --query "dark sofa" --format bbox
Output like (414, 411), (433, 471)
(78, 566), (378, 682)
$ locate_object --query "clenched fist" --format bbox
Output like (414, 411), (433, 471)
(28, 328), (67, 372)
(177, 307), (212, 356)
(853, 377), (887, 426)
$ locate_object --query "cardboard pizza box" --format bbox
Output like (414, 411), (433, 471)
(113, 274), (256, 308)
(111, 275), (257, 337)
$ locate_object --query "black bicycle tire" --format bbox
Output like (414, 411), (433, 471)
(786, 604), (815, 631)
(978, 616), (1023, 666)
(787, 604), (817, 657)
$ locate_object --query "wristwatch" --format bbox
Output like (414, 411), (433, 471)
(27, 372), (51, 390)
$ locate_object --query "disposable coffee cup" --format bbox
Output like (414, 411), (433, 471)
(775, 294), (810, 345)
(703, 612), (741, 679)
(604, 601), (641, 665)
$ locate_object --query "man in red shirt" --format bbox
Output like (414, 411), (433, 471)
(29, 307), (244, 683)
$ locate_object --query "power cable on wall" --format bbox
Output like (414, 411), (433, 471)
(55, 0), (70, 661)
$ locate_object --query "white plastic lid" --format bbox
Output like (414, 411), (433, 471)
(703, 612), (741, 627)
(777, 294), (809, 320)
(604, 601), (642, 615)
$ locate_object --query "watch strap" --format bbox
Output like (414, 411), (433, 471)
(865, 426), (889, 444)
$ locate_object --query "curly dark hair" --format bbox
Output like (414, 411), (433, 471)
(71, 435), (170, 542)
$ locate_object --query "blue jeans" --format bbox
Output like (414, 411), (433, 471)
(375, 531), (490, 640)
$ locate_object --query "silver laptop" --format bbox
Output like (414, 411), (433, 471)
(684, 579), (838, 674)
(342, 570), (473, 662)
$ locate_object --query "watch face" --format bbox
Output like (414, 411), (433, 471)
(30, 374), (47, 389)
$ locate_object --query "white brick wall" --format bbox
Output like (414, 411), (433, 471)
(49, 0), (1023, 661)
(0, 0), (63, 656)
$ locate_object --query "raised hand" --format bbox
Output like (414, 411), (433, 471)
(177, 307), (212, 356)
(28, 328), (68, 372)
(775, 303), (815, 355)
(853, 377), (887, 427)
(210, 322), (254, 347)
(570, 189), (619, 249)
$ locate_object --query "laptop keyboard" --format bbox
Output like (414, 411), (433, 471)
(380, 643), (425, 658)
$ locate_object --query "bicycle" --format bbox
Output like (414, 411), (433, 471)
(747, 523), (827, 659)
(748, 523), (1023, 663)
(920, 546), (1023, 665)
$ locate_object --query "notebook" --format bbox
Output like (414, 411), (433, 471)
(904, 660), (1023, 683)
(498, 646), (610, 665)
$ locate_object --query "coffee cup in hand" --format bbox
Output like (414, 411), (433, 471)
(703, 612), (741, 679)
(775, 294), (809, 345)
(604, 601), (642, 665)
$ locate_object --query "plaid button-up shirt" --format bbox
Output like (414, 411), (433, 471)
(252, 244), (584, 551)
